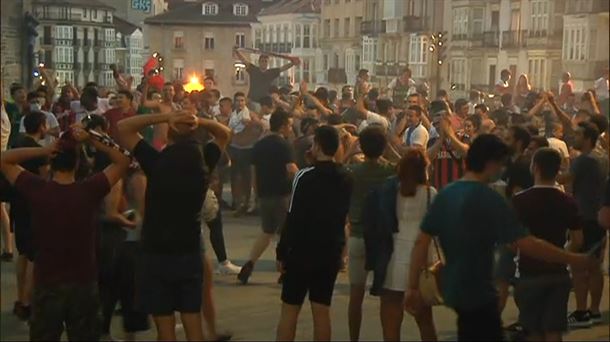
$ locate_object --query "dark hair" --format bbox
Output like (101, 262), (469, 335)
(510, 126), (531, 151)
(326, 114), (343, 125)
(204, 76), (215, 83)
(24, 111), (46, 134)
(367, 88), (380, 101)
(163, 82), (173, 87)
(359, 126), (387, 159)
(578, 121), (600, 146)
(219, 97), (232, 105)
(358, 69), (369, 77)
(490, 108), (510, 127)
(532, 148), (561, 181)
(209, 89), (221, 99)
(314, 125), (340, 157)
(376, 99), (393, 114)
(82, 114), (108, 132)
(269, 109), (290, 132)
(530, 136), (549, 149)
(500, 69), (511, 78)
(589, 114), (609, 135)
(36, 85), (49, 95)
(466, 115), (482, 131)
(268, 86), (279, 95)
(315, 87), (329, 102)
(501, 93), (513, 107)
(27, 91), (40, 102)
(398, 148), (428, 197)
(10, 84), (25, 96)
(526, 124), (539, 137)
(454, 98), (468, 111)
(85, 81), (98, 88)
(118, 90), (134, 101)
(400, 67), (412, 77)
(407, 105), (423, 117)
(436, 89), (448, 98)
(407, 93), (421, 101)
(259, 96), (273, 108)
(234, 92), (246, 99)
(328, 90), (338, 103)
(474, 103), (489, 113)
(300, 117), (319, 135)
(465, 134), (510, 172)
(51, 130), (80, 172)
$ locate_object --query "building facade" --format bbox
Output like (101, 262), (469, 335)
(254, 0), (321, 86)
(1, 0), (26, 95)
(318, 0), (366, 86)
(114, 16), (144, 84)
(32, 0), (118, 88)
(145, 0), (262, 96)
(443, 0), (609, 99)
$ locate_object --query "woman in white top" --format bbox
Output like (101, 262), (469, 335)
(380, 148), (438, 341)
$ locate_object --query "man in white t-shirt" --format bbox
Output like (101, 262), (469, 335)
(547, 122), (570, 172)
(495, 69), (512, 96)
(403, 105), (429, 149)
(19, 92), (59, 147)
(594, 68), (609, 100)
(356, 97), (391, 133)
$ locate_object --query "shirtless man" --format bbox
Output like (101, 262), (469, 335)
(141, 76), (181, 150)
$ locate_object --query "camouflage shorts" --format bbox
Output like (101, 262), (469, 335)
(30, 283), (100, 341)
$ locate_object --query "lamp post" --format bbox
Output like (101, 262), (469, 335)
(429, 31), (447, 95)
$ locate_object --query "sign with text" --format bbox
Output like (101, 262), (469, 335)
(132, 0), (152, 13)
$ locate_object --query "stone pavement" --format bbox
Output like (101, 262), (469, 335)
(1, 214), (609, 341)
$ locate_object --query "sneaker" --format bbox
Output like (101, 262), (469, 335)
(217, 260), (242, 275)
(588, 311), (602, 324)
(1, 252), (13, 262)
(237, 261), (254, 284)
(568, 310), (593, 328)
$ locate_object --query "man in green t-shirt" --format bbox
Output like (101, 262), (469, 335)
(346, 126), (395, 341)
(405, 134), (590, 341)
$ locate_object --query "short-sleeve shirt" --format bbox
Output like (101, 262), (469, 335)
(421, 180), (528, 310)
(251, 134), (295, 198)
(512, 186), (580, 277)
(103, 107), (136, 140)
(133, 139), (208, 255)
(570, 153), (606, 220)
(405, 123), (429, 148)
(347, 161), (395, 238)
(246, 65), (281, 102)
(19, 111), (60, 146)
(14, 171), (110, 285)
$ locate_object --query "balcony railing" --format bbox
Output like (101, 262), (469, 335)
(501, 30), (527, 48)
(34, 12), (82, 21)
(360, 20), (386, 37)
(565, 0), (610, 14)
(482, 31), (499, 47)
(403, 16), (424, 32)
(55, 38), (73, 46)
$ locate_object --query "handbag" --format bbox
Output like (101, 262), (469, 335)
(418, 186), (445, 306)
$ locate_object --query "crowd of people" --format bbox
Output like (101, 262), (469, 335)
(0, 48), (609, 342)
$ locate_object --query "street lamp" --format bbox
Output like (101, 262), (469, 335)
(429, 31), (447, 94)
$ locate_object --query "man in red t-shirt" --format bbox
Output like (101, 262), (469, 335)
(0, 127), (130, 341)
(103, 90), (135, 141)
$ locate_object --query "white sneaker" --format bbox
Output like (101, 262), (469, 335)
(216, 260), (242, 275)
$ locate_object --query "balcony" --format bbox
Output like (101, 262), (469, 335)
(527, 29), (563, 49)
(328, 68), (347, 84)
(360, 20), (386, 37)
(565, 0), (609, 14)
(55, 38), (73, 46)
(278, 42), (291, 53)
(482, 31), (499, 47)
(34, 12), (82, 21)
(501, 30), (527, 49)
(374, 63), (402, 77)
(403, 16), (424, 32)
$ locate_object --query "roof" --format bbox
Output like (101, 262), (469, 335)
(259, 0), (320, 16)
(32, 0), (115, 10)
(114, 16), (141, 35)
(145, 0), (262, 26)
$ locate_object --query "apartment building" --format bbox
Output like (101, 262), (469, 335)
(443, 0), (609, 98)
(318, 0), (366, 86)
(32, 0), (119, 88)
(145, 0), (262, 97)
(361, 0), (444, 88)
(254, 0), (321, 86)
(114, 16), (145, 84)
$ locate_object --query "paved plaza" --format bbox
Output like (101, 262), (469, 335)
(1, 214), (609, 341)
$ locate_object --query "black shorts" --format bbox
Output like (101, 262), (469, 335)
(136, 253), (203, 316)
(281, 258), (341, 306)
(259, 196), (288, 234)
(455, 300), (503, 342)
(582, 220), (607, 259)
(12, 215), (35, 261)
(515, 273), (571, 333)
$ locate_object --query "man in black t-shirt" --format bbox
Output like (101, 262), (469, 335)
(237, 109), (298, 285)
(9, 111), (49, 321)
(118, 111), (231, 341)
(512, 148), (583, 341)
(233, 47), (300, 111)
(275, 126), (353, 341)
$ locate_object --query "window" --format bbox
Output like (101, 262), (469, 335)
(255, 29), (262, 48)
(233, 3), (248, 16)
(203, 59), (215, 77)
(334, 19), (339, 38)
(43, 26), (52, 44)
(55, 25), (73, 40)
(93, 9), (97, 19)
(452, 7), (468, 39)
(471, 8), (484, 37)
(104, 28), (115, 43)
(303, 24), (311, 48)
(408, 34), (428, 78)
(202, 2), (218, 15)
(528, 58), (547, 89)
(362, 36), (378, 64)
(104, 49), (115, 64)
(282, 24), (289, 43)
(54, 46), (74, 63)
(303, 58), (310, 82)
(204, 32), (215, 50)
(324, 19), (331, 38)
(355, 16), (363, 36)
(174, 31), (184, 49)
(295, 24), (302, 48)
(563, 23), (588, 61)
(173, 58), (184, 80)
(344, 17), (350, 37)
(530, 0), (549, 36)
(235, 33), (245, 48)
(450, 58), (467, 90)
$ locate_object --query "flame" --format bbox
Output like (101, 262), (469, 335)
(184, 75), (204, 92)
